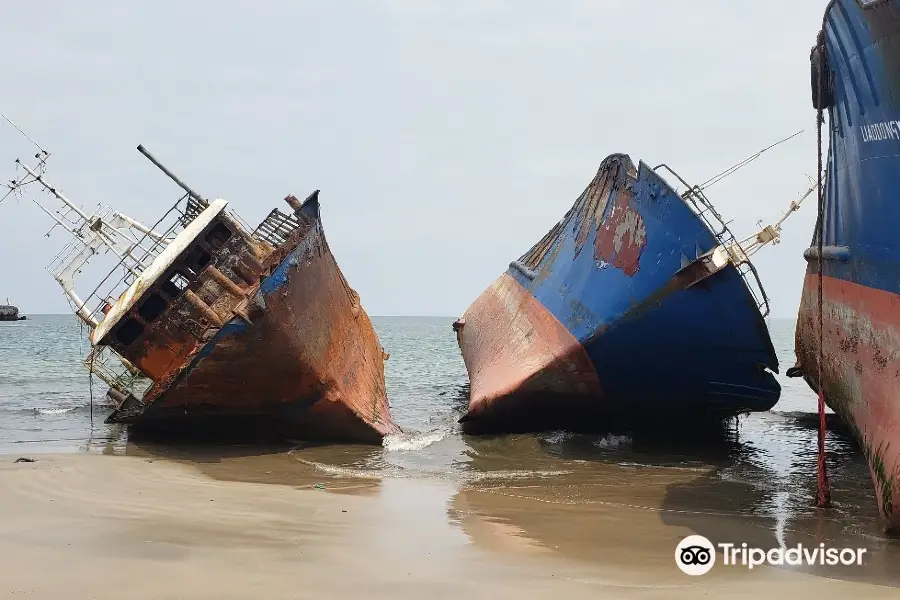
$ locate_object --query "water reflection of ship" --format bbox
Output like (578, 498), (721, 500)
(448, 451), (772, 576)
(660, 449), (900, 587)
(452, 420), (759, 479)
(449, 419), (900, 587)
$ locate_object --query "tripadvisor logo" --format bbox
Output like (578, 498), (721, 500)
(676, 535), (716, 575)
(675, 535), (867, 576)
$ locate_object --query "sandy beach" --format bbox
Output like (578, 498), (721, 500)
(0, 451), (896, 599)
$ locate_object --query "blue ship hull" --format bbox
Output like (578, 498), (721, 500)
(454, 153), (780, 433)
(791, 0), (900, 530)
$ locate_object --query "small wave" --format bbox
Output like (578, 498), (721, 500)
(383, 430), (445, 452)
(463, 469), (572, 482)
(34, 407), (80, 416)
(539, 430), (573, 444)
(0, 403), (103, 417)
(293, 457), (572, 485)
(592, 434), (632, 449)
(616, 461), (709, 473)
(293, 459), (385, 480)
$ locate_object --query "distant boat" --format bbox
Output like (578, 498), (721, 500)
(4, 143), (397, 443)
(0, 300), (25, 321)
(453, 153), (788, 434)
(789, 0), (900, 532)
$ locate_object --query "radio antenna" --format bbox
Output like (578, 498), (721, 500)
(698, 129), (804, 192)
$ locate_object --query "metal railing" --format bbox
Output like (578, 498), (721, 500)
(252, 207), (303, 248)
(84, 345), (151, 402)
(653, 164), (772, 318)
(48, 193), (199, 328)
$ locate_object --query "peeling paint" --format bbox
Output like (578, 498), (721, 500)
(456, 153), (779, 433)
(593, 192), (647, 276)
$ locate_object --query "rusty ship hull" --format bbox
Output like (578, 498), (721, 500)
(454, 154), (780, 434)
(790, 0), (900, 531)
(106, 193), (397, 443)
(3, 141), (396, 444)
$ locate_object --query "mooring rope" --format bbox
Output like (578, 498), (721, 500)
(88, 347), (95, 428)
(814, 30), (831, 508)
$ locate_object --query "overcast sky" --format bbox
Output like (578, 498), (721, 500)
(0, 1), (827, 318)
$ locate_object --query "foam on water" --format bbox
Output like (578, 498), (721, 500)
(383, 430), (445, 452)
(291, 458), (386, 480)
(616, 461), (710, 473)
(540, 430), (574, 444)
(592, 433), (632, 449)
(461, 469), (573, 482)
(34, 407), (79, 415)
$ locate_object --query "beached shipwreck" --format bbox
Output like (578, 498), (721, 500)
(454, 153), (804, 434)
(0, 302), (25, 321)
(788, 0), (900, 532)
(7, 145), (396, 442)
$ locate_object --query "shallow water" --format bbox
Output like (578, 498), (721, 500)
(1, 314), (899, 584)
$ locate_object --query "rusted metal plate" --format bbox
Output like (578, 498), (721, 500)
(455, 272), (603, 429)
(795, 272), (900, 529)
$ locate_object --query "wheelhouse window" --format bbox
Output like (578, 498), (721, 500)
(114, 317), (144, 346)
(162, 271), (191, 299)
(205, 222), (232, 250)
(184, 246), (212, 271)
(138, 292), (167, 323)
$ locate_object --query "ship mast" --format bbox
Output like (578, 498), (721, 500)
(1, 115), (213, 401)
(5, 151), (173, 328)
(730, 179), (819, 258)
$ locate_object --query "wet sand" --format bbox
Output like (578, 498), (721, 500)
(1, 452), (897, 599)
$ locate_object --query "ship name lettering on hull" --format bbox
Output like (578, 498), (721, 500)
(860, 120), (900, 143)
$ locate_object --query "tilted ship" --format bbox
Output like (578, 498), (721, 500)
(789, 0), (900, 532)
(5, 144), (397, 442)
(454, 152), (812, 434)
(0, 300), (25, 321)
